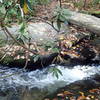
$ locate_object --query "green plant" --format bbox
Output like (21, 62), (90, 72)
(49, 67), (63, 79)
(52, 7), (71, 31)
(92, 0), (100, 5)
(42, 41), (60, 53)
(74, 0), (84, 8)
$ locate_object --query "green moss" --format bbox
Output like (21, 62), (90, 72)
(1, 56), (13, 65)
(0, 38), (7, 47)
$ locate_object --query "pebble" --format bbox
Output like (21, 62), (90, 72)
(86, 97), (91, 100)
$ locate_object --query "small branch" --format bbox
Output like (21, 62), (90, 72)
(17, 4), (24, 18)
(2, 28), (9, 43)
(23, 38), (31, 69)
(0, 43), (15, 61)
(27, 17), (59, 32)
(83, 0), (87, 9)
(58, 0), (62, 8)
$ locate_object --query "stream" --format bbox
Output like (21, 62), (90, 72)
(0, 64), (100, 100)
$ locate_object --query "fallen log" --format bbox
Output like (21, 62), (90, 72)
(68, 12), (100, 36)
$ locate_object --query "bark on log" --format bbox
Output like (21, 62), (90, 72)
(68, 12), (100, 36)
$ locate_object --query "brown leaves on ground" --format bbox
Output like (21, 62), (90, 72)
(44, 87), (100, 100)
(35, 0), (100, 20)
(62, 0), (100, 12)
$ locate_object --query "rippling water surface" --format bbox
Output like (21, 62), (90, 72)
(0, 64), (99, 100)
(0, 64), (99, 89)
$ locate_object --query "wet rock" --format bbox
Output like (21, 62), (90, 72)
(45, 74), (100, 100)
(0, 22), (69, 44)
(0, 86), (53, 100)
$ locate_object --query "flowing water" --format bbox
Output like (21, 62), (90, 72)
(0, 64), (100, 100)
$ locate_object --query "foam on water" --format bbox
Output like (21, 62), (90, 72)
(0, 64), (99, 89)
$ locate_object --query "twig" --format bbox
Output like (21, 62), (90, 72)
(23, 38), (31, 69)
(83, 0), (87, 9)
(0, 43), (15, 61)
(59, 0), (62, 8)
(27, 17), (59, 32)
(17, 4), (24, 18)
(2, 28), (9, 43)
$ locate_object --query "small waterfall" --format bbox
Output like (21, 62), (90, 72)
(0, 64), (99, 100)
(0, 64), (99, 89)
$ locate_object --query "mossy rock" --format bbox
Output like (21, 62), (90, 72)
(0, 56), (14, 65)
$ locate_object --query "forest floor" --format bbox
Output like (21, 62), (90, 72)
(35, 0), (100, 19)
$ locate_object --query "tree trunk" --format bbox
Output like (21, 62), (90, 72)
(68, 12), (100, 36)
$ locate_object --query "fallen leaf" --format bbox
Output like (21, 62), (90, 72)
(63, 91), (73, 95)
(77, 92), (86, 100)
(23, 2), (29, 14)
(89, 89), (100, 93)
(57, 92), (64, 97)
